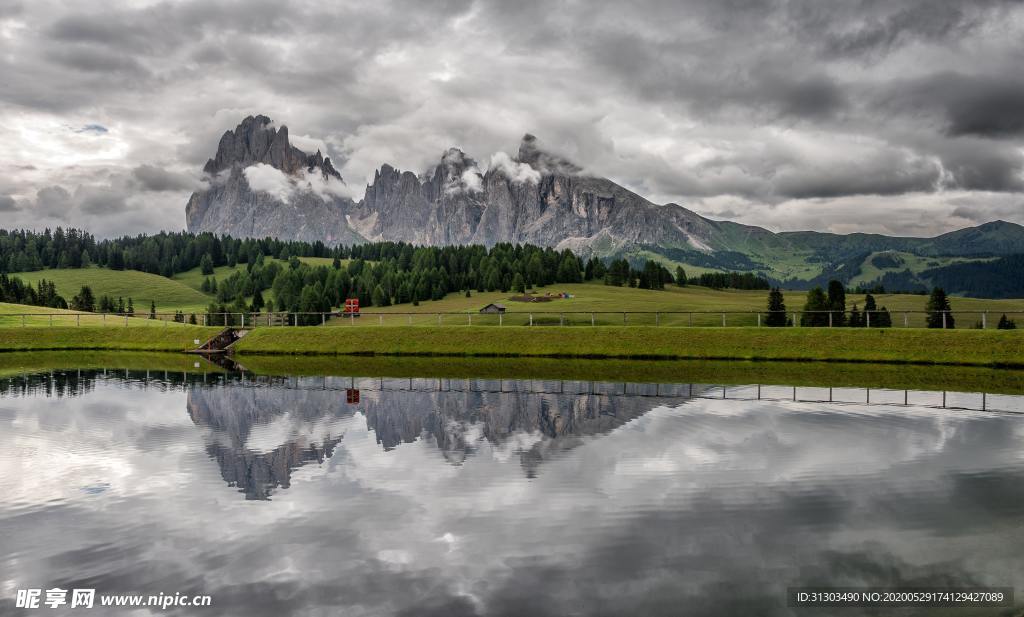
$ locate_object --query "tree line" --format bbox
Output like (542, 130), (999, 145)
(761, 283), (1017, 329)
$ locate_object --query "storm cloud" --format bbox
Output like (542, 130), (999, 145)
(0, 0), (1022, 236)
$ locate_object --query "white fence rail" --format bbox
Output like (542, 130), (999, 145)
(1, 309), (1022, 329)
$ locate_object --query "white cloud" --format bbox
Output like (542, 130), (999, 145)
(460, 168), (483, 193)
(487, 152), (541, 184)
(243, 163), (294, 202)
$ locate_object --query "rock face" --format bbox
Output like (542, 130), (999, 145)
(186, 116), (362, 245)
(345, 135), (718, 253)
(185, 115), (723, 254)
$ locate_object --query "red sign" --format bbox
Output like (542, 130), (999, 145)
(346, 389), (360, 404)
(343, 298), (360, 314)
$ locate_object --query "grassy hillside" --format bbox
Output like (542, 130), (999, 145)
(14, 266), (211, 312)
(0, 302), (202, 327)
(7, 269), (1023, 328)
(328, 282), (1024, 327)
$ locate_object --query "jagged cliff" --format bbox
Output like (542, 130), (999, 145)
(186, 115), (363, 245)
(185, 116), (721, 254)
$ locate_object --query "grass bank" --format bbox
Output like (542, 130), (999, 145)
(0, 326), (221, 352)
(0, 350), (224, 377)
(233, 326), (1024, 367)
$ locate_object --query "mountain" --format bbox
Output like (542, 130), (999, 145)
(186, 115), (362, 245)
(186, 115), (1024, 286)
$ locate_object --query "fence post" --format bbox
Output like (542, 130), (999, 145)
(125, 315), (129, 327)
(321, 313), (325, 326)
(866, 311), (870, 327)
(721, 313), (726, 327)
(903, 312), (908, 327)
(408, 314), (412, 326)
(656, 312), (660, 326)
(242, 313), (246, 328)
(49, 314), (53, 326)
(591, 313), (595, 326)
(529, 313), (533, 326)
(982, 311), (987, 329)
(22, 314), (25, 327)
(103, 314), (106, 325)
(560, 313), (564, 326)
(757, 313), (761, 327)
(468, 313), (472, 326)
(688, 313), (692, 327)
(499, 313), (503, 327)
(77, 314), (80, 326)
(438, 313), (441, 326)
(942, 311), (947, 329)
(828, 312), (833, 328)
(623, 312), (627, 325)
(379, 314), (383, 326)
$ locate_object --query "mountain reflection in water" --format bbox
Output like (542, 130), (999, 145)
(1, 369), (1023, 617)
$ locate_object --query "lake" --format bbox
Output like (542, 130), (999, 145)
(1, 367), (1023, 616)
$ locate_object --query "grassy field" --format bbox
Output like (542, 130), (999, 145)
(327, 282), (1024, 328)
(0, 302), (204, 327)
(8, 269), (1024, 329)
(0, 326), (221, 352)
(232, 326), (1024, 367)
(14, 266), (211, 313)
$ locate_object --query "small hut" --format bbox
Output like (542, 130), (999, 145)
(479, 303), (507, 314)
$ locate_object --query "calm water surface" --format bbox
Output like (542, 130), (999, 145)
(1, 370), (1023, 616)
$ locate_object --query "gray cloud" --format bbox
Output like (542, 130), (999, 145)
(0, 0), (1022, 236)
(0, 194), (18, 211)
(131, 164), (202, 192)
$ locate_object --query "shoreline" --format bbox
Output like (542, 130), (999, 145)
(0, 326), (1022, 368)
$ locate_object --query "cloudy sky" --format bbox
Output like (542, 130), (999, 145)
(1, 0), (1023, 238)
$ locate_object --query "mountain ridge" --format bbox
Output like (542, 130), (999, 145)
(185, 115), (1024, 285)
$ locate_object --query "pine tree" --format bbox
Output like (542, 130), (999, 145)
(70, 285), (96, 312)
(765, 287), (787, 326)
(127, 297), (134, 316)
(925, 287), (954, 329)
(801, 287), (830, 327)
(997, 314), (1017, 330)
(512, 272), (526, 294)
(149, 300), (157, 319)
(675, 266), (687, 287)
(826, 280), (846, 327)
(200, 253), (214, 275)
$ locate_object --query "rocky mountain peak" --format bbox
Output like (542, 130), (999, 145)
(202, 114), (341, 181)
(515, 133), (580, 175)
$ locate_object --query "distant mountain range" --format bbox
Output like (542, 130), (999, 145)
(186, 115), (1024, 293)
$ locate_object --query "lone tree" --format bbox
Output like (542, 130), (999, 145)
(200, 253), (215, 275)
(127, 297), (134, 316)
(765, 287), (787, 326)
(71, 285), (96, 312)
(925, 287), (954, 329)
(863, 294), (892, 327)
(997, 314), (1017, 330)
(826, 280), (846, 327)
(149, 300), (157, 319)
(801, 287), (830, 327)
(675, 266), (687, 287)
